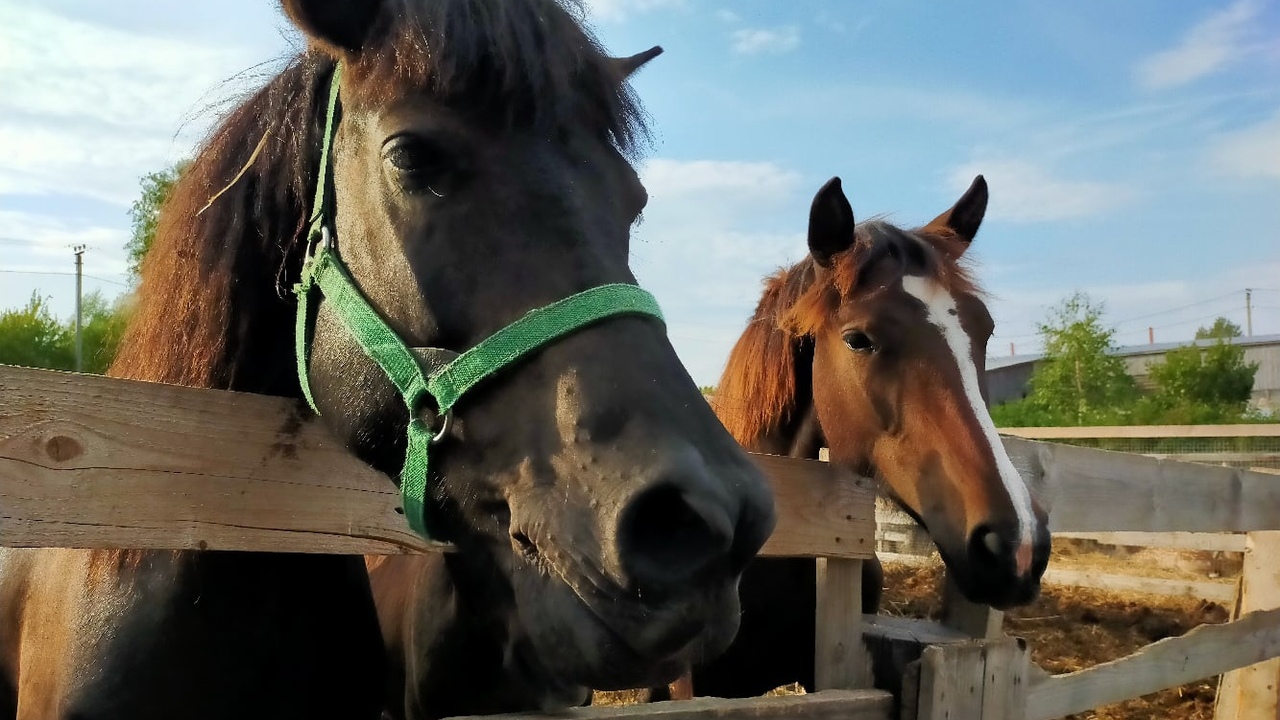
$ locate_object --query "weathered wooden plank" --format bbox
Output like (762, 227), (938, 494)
(447, 690), (894, 720)
(753, 454), (876, 561)
(814, 558), (868, 690)
(878, 551), (1239, 602)
(942, 577), (1004, 639)
(879, 442), (1279, 540)
(1151, 452), (1280, 465)
(1005, 437), (1280, 533)
(1054, 531), (1247, 553)
(0, 365), (876, 559)
(861, 615), (968, 704)
(1214, 532), (1280, 720)
(898, 660), (920, 720)
(1041, 569), (1237, 603)
(0, 365), (442, 555)
(1026, 607), (1280, 720)
(1000, 425), (1280, 440)
(917, 642), (986, 720)
(980, 639), (1029, 720)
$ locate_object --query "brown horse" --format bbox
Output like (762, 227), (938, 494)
(676, 175), (1052, 698)
(0, 2), (775, 718)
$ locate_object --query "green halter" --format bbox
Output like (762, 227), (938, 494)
(293, 63), (665, 540)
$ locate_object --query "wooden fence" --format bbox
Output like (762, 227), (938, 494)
(3, 364), (1280, 719)
(879, 424), (1280, 603)
(0, 364), (893, 719)
(999, 423), (1280, 470)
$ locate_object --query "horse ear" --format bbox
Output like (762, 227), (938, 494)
(281, 0), (385, 56)
(926, 174), (988, 246)
(808, 177), (856, 268)
(610, 46), (664, 81)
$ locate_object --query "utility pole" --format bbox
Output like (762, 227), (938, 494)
(1245, 288), (1253, 337)
(74, 245), (85, 372)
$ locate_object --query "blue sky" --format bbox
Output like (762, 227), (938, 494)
(1, 0), (1277, 385)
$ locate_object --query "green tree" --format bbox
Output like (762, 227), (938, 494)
(1137, 339), (1258, 423)
(77, 291), (132, 374)
(126, 161), (188, 280)
(0, 291), (130, 374)
(996, 292), (1137, 425)
(0, 292), (75, 370)
(1194, 317), (1243, 341)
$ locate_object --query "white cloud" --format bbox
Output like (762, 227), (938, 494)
(947, 160), (1135, 223)
(715, 9), (740, 24)
(629, 158), (810, 384)
(1206, 110), (1280, 179)
(0, 210), (128, 266)
(582, 0), (684, 23)
(1133, 0), (1266, 91)
(641, 158), (802, 200)
(0, 3), (259, 205)
(731, 26), (801, 56)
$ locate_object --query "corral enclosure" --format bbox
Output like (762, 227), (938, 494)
(4, 363), (1280, 720)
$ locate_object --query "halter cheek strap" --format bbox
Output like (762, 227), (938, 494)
(293, 63), (666, 540)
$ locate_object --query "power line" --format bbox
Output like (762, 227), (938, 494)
(1110, 291), (1242, 327)
(0, 269), (128, 287)
(994, 288), (1255, 342)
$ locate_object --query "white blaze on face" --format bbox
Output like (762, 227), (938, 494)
(900, 274), (1039, 576)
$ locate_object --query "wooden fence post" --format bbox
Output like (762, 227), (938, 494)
(942, 578), (1004, 639)
(815, 557), (869, 690)
(915, 638), (1028, 720)
(1214, 531), (1280, 720)
(814, 446), (870, 691)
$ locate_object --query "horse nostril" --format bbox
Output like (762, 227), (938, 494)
(617, 482), (734, 595)
(968, 523), (1011, 567)
(981, 529), (1002, 557)
(511, 530), (539, 560)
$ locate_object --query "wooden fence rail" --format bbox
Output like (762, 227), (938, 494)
(447, 690), (895, 720)
(0, 365), (876, 560)
(1000, 425), (1280, 439)
(1026, 607), (1280, 720)
(6, 365), (1280, 720)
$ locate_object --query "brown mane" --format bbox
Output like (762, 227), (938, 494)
(108, 56), (328, 392)
(713, 220), (980, 444)
(102, 0), (648, 569)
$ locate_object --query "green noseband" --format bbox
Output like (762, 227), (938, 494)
(293, 64), (665, 540)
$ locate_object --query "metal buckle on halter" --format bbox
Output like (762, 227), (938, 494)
(309, 224), (334, 260)
(299, 225), (334, 290)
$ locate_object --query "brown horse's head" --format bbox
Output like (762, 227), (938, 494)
(118, 0), (774, 695)
(716, 176), (1048, 610)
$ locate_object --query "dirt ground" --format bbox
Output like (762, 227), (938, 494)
(881, 557), (1233, 720)
(595, 540), (1241, 720)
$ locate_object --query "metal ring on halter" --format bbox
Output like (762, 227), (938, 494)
(430, 409), (453, 445)
(421, 406), (453, 445)
(320, 224), (334, 250)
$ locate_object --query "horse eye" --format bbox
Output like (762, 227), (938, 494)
(843, 331), (877, 354)
(383, 135), (457, 193)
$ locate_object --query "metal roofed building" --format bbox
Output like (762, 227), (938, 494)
(984, 333), (1280, 412)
